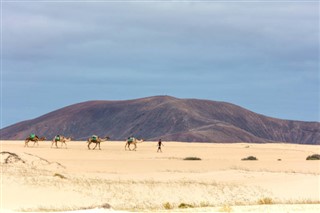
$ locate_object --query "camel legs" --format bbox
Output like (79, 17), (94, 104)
(61, 141), (67, 149)
(51, 141), (58, 148)
(24, 139), (29, 147)
(25, 139), (38, 147)
(92, 142), (100, 150)
(125, 142), (135, 151)
(133, 143), (137, 151)
(126, 142), (132, 151)
(88, 141), (100, 150)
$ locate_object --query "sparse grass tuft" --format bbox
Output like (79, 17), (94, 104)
(163, 202), (173, 209)
(219, 205), (233, 212)
(178, 203), (194, 208)
(241, 156), (258, 161)
(258, 197), (273, 205)
(306, 154), (320, 160)
(53, 173), (67, 179)
(183, 157), (202, 161)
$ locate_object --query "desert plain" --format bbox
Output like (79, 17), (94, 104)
(1, 140), (319, 212)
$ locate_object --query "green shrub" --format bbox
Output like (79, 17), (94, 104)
(183, 157), (202, 161)
(306, 154), (320, 160)
(241, 156), (258, 161)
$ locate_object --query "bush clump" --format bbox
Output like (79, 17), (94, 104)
(178, 203), (194, 208)
(241, 156), (258, 161)
(183, 157), (202, 161)
(258, 197), (273, 205)
(163, 202), (173, 209)
(306, 154), (320, 160)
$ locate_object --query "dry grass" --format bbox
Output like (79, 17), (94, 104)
(258, 197), (273, 205)
(219, 205), (233, 212)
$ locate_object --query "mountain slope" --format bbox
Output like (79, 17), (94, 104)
(1, 96), (319, 144)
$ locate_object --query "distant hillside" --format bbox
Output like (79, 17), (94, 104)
(1, 96), (319, 144)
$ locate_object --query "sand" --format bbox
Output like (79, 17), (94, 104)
(1, 140), (319, 212)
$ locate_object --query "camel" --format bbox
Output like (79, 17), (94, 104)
(87, 136), (110, 150)
(51, 135), (72, 148)
(125, 138), (144, 151)
(24, 135), (46, 147)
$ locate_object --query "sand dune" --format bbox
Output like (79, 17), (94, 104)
(1, 140), (319, 212)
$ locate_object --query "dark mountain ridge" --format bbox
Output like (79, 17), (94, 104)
(1, 96), (319, 144)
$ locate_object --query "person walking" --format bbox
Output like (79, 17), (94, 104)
(157, 139), (164, 152)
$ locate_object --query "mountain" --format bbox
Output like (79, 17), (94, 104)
(1, 96), (319, 144)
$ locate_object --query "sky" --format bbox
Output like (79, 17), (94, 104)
(1, 0), (319, 128)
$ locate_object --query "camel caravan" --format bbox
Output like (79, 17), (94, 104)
(24, 133), (145, 151)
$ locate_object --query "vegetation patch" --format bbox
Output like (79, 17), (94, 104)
(258, 197), (273, 205)
(183, 157), (202, 161)
(178, 203), (194, 208)
(163, 202), (173, 209)
(306, 154), (320, 160)
(241, 156), (258, 161)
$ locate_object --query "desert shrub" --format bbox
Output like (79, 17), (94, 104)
(163, 202), (173, 209)
(178, 203), (194, 208)
(183, 157), (202, 161)
(306, 154), (320, 160)
(53, 173), (67, 179)
(258, 197), (273, 205)
(241, 156), (258, 161)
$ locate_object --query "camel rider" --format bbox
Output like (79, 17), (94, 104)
(55, 135), (60, 142)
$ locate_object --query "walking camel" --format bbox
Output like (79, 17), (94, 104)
(51, 135), (72, 148)
(25, 135), (46, 147)
(87, 136), (110, 150)
(125, 138), (144, 151)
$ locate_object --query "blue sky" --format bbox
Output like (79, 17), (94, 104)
(1, 0), (319, 128)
